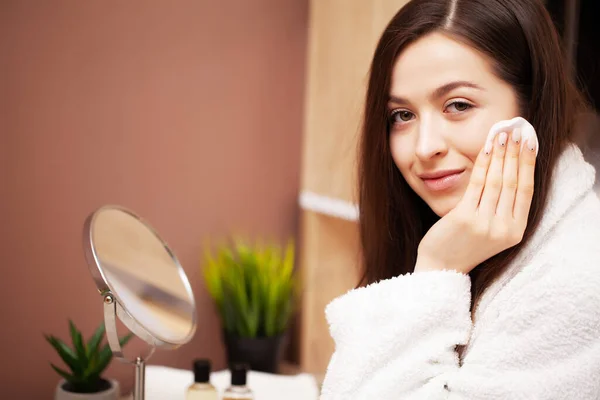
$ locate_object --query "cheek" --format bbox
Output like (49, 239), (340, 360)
(450, 117), (491, 162)
(389, 133), (413, 174)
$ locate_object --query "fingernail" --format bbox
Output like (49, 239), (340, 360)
(512, 128), (521, 144)
(484, 141), (493, 154)
(499, 132), (507, 146)
(528, 137), (537, 152)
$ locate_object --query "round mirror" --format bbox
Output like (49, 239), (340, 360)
(83, 205), (197, 349)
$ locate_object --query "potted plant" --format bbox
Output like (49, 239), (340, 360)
(44, 319), (133, 400)
(201, 236), (300, 373)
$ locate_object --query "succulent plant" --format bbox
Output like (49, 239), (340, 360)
(44, 319), (133, 393)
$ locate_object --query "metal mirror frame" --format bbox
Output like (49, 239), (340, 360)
(82, 205), (197, 400)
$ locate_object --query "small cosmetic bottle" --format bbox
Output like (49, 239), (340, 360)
(222, 363), (254, 400)
(186, 359), (218, 400)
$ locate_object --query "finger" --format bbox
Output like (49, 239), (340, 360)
(460, 139), (493, 211)
(478, 131), (507, 216)
(514, 136), (537, 221)
(496, 128), (521, 218)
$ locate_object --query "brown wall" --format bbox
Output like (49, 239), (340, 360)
(0, 0), (308, 397)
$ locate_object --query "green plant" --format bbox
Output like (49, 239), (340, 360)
(201, 236), (300, 338)
(44, 320), (133, 393)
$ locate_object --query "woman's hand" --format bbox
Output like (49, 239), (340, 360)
(415, 128), (537, 274)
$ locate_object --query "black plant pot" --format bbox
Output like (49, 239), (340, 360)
(223, 331), (288, 373)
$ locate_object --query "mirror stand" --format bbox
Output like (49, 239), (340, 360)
(103, 292), (155, 400)
(83, 205), (197, 400)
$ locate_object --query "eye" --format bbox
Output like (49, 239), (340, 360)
(445, 101), (473, 113)
(390, 109), (415, 124)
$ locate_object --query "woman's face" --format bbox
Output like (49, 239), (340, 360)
(389, 32), (520, 216)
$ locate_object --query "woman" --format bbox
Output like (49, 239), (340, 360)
(320, 0), (600, 399)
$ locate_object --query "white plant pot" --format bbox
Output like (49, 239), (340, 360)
(55, 379), (119, 400)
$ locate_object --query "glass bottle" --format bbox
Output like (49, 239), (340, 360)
(186, 359), (218, 400)
(222, 363), (254, 400)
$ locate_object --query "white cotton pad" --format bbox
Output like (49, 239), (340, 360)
(484, 116), (539, 156)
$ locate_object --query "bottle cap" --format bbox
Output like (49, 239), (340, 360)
(193, 359), (211, 383)
(230, 363), (249, 386)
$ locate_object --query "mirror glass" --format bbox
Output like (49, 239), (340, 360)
(84, 206), (197, 348)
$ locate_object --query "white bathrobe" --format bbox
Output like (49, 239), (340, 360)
(320, 143), (600, 399)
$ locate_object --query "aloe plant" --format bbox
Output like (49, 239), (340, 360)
(44, 320), (133, 393)
(201, 236), (300, 338)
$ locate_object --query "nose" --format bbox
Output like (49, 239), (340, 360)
(415, 117), (448, 161)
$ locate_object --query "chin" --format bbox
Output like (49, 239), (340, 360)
(426, 198), (459, 217)
(410, 179), (465, 217)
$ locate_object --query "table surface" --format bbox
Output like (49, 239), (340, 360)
(118, 361), (322, 399)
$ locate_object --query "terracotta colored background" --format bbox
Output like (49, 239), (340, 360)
(1, 0), (308, 397)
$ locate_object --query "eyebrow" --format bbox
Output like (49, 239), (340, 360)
(388, 80), (485, 105)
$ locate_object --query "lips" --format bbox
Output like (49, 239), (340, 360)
(418, 169), (465, 180)
(419, 169), (466, 191)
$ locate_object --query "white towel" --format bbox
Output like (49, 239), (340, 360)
(144, 364), (320, 400)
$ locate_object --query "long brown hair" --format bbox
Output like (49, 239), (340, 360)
(357, 0), (587, 307)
